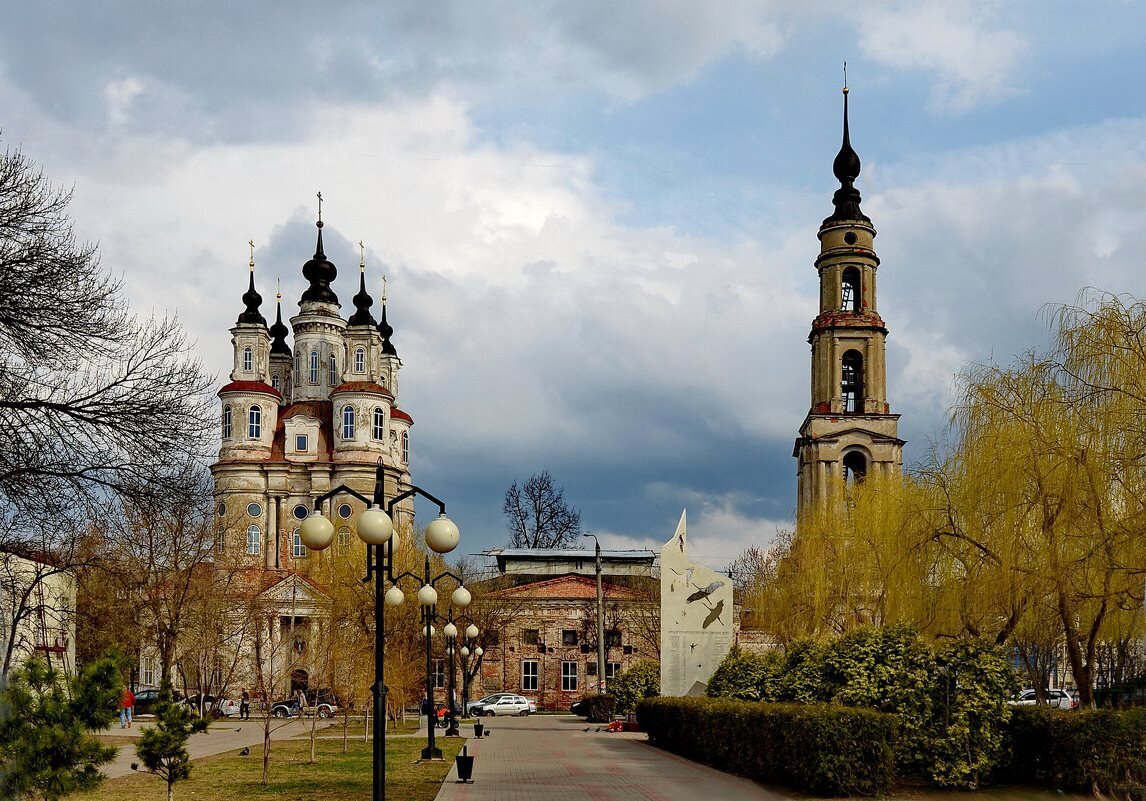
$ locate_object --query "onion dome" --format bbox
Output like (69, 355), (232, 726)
(300, 219), (339, 305)
(347, 261), (376, 327)
(269, 290), (290, 355)
(378, 301), (397, 356)
(237, 265), (266, 326)
(824, 86), (870, 225)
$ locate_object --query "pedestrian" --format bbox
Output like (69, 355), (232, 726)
(239, 688), (250, 720)
(120, 687), (135, 729)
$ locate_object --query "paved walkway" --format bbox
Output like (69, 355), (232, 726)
(433, 715), (791, 801)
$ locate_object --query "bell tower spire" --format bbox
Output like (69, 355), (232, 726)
(793, 82), (903, 518)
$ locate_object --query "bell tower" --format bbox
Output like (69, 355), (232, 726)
(793, 85), (904, 518)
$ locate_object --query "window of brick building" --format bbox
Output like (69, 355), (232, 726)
(523, 629), (540, 646)
(522, 660), (538, 691)
(561, 661), (578, 692)
(607, 661), (622, 679)
(433, 659), (446, 689)
(562, 629), (578, 646)
(605, 629), (621, 648)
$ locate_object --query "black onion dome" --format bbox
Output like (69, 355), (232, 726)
(300, 221), (340, 305)
(378, 302), (397, 356)
(825, 87), (870, 224)
(347, 268), (376, 326)
(269, 294), (290, 355)
(237, 270), (267, 326)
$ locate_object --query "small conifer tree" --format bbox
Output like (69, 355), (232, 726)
(135, 678), (208, 801)
(0, 655), (121, 800)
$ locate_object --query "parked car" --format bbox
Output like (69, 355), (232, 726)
(570, 698), (589, 717)
(464, 693), (516, 715)
(271, 693), (339, 719)
(469, 694), (531, 716)
(184, 694), (240, 718)
(1010, 688), (1078, 709)
(133, 688), (184, 716)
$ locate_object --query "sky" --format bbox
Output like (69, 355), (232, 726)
(2, 2), (1145, 571)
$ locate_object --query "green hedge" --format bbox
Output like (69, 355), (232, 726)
(637, 696), (896, 797)
(1000, 705), (1146, 795)
(582, 693), (615, 723)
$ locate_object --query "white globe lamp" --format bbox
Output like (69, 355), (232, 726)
(384, 586), (405, 607)
(443, 622), (458, 639)
(417, 584), (438, 606)
(451, 586), (472, 608)
(425, 514), (460, 554)
(465, 624), (479, 640)
(299, 510), (334, 551)
(357, 505), (394, 545)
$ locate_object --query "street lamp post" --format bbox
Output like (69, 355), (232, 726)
(442, 612), (479, 736)
(458, 624), (481, 719)
(583, 533), (607, 693)
(298, 460), (466, 800)
(416, 557), (470, 759)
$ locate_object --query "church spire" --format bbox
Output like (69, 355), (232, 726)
(237, 240), (267, 325)
(825, 77), (869, 224)
(300, 192), (339, 305)
(347, 241), (377, 326)
(269, 281), (290, 355)
(378, 276), (398, 356)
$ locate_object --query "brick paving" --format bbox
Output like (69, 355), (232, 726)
(433, 715), (791, 801)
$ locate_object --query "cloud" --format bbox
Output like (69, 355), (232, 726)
(851, 1), (1028, 111)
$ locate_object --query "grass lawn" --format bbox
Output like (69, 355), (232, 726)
(78, 735), (464, 801)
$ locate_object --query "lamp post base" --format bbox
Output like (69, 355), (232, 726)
(421, 746), (444, 760)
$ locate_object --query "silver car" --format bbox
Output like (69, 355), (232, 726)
(471, 694), (531, 716)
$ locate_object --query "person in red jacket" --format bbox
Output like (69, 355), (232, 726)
(120, 688), (135, 728)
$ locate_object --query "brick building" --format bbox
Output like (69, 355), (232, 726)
(472, 549), (658, 711)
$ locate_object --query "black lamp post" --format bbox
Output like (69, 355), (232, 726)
(415, 557), (469, 758)
(459, 628), (483, 718)
(298, 460), (466, 800)
(441, 611), (479, 737)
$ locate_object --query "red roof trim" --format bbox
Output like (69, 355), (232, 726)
(331, 381), (394, 397)
(218, 380), (282, 399)
(391, 408), (413, 424)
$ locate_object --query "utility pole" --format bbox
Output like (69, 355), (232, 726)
(585, 534), (606, 693)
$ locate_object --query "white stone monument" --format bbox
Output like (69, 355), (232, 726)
(659, 509), (733, 696)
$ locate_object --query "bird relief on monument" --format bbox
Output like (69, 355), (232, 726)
(660, 509), (732, 697)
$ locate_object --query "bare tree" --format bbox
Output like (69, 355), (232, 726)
(0, 139), (215, 539)
(503, 471), (581, 549)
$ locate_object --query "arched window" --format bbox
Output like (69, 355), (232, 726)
(329, 353), (337, 386)
(243, 346), (253, 371)
(292, 528), (306, 558)
(337, 526), (351, 548)
(248, 405), (261, 438)
(843, 451), (868, 484)
(222, 405), (232, 439)
(342, 405), (355, 439)
(215, 528), (226, 554)
(271, 375), (280, 392)
(354, 347), (365, 373)
(295, 350), (300, 375)
(372, 407), (385, 440)
(309, 351), (319, 384)
(246, 524), (261, 555)
(400, 431), (409, 464)
(841, 351), (864, 413)
(841, 267), (861, 312)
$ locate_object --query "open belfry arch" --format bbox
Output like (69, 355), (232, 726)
(793, 85), (904, 518)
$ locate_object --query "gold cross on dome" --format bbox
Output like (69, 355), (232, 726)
(248, 239), (255, 271)
(358, 240), (365, 271)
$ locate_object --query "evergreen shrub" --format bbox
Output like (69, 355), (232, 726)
(1001, 705), (1146, 795)
(609, 660), (659, 714)
(582, 693), (615, 723)
(637, 696), (896, 797)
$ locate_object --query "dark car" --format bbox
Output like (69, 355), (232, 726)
(133, 688), (184, 716)
(570, 698), (589, 717)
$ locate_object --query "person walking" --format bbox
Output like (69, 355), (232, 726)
(120, 687), (135, 729)
(239, 688), (250, 720)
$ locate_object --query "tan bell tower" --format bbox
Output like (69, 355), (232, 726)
(793, 85), (904, 518)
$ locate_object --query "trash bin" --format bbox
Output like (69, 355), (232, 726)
(455, 745), (475, 784)
(473, 721), (484, 738)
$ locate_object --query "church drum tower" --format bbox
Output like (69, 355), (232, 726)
(793, 87), (904, 517)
